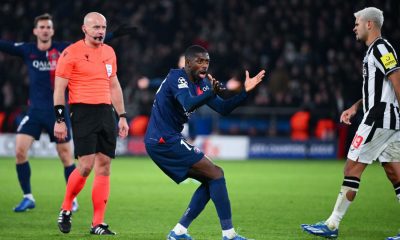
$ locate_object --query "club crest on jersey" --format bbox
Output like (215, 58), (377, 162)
(380, 52), (397, 69)
(178, 77), (189, 89)
(194, 146), (201, 154)
(202, 85), (210, 92)
(105, 64), (112, 77)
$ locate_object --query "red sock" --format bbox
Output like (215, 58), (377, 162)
(92, 175), (110, 226)
(61, 169), (87, 210)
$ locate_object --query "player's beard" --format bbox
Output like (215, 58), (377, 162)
(39, 35), (51, 44)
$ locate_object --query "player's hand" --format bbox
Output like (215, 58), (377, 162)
(244, 70), (266, 92)
(207, 74), (225, 93)
(118, 118), (129, 138)
(113, 24), (138, 38)
(340, 107), (356, 125)
(54, 122), (67, 141)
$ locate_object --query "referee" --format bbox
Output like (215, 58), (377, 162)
(53, 12), (128, 235)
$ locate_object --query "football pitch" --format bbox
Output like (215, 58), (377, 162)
(0, 157), (398, 240)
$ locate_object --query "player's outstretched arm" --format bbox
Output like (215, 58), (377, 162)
(0, 40), (25, 57)
(244, 70), (266, 92)
(206, 69), (266, 116)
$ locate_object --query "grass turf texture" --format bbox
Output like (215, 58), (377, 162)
(0, 157), (398, 240)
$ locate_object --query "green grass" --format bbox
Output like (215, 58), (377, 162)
(0, 157), (399, 239)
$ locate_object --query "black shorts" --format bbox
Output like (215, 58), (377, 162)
(70, 104), (117, 159)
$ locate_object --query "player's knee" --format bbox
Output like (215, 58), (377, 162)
(15, 147), (28, 163)
(343, 167), (361, 177)
(78, 164), (93, 176)
(214, 166), (224, 178)
(57, 150), (73, 166)
(385, 167), (400, 184)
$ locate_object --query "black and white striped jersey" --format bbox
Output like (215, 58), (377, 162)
(361, 37), (400, 129)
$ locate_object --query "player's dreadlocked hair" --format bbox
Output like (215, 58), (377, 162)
(185, 45), (208, 60)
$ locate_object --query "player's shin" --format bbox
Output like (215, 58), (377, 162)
(326, 176), (360, 229)
(92, 175), (110, 226)
(394, 182), (400, 202)
(61, 169), (87, 210)
(209, 177), (239, 239)
(64, 164), (76, 183)
(16, 162), (32, 196)
(176, 183), (210, 233)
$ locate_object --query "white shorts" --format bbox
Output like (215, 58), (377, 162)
(347, 123), (400, 164)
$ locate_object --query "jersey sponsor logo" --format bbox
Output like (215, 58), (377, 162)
(177, 77), (189, 89)
(32, 60), (57, 71)
(351, 134), (364, 149)
(105, 64), (112, 77)
(380, 52), (397, 69)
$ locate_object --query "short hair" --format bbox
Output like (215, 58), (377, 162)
(354, 7), (384, 29)
(34, 13), (53, 28)
(184, 45), (208, 60)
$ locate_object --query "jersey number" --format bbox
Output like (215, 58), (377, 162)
(351, 134), (364, 149)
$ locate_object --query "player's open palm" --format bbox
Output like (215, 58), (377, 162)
(244, 70), (266, 92)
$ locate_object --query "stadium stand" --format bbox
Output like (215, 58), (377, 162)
(0, 0), (399, 143)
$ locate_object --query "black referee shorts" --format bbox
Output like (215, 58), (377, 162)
(70, 104), (117, 159)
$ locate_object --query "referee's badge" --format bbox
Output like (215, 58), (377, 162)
(105, 64), (112, 77)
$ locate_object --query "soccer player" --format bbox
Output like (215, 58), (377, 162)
(0, 13), (77, 212)
(145, 45), (265, 240)
(301, 7), (400, 240)
(54, 12), (128, 235)
(0, 13), (135, 213)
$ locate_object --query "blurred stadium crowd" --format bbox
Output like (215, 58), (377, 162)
(0, 0), (399, 139)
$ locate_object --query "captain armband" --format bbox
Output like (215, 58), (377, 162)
(54, 105), (65, 123)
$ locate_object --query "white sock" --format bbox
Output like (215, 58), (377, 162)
(24, 194), (35, 201)
(325, 186), (354, 229)
(222, 228), (236, 239)
(172, 223), (187, 235)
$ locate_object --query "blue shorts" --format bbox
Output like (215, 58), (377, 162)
(145, 139), (204, 183)
(17, 108), (72, 143)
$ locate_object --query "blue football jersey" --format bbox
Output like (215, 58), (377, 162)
(145, 68), (213, 144)
(0, 40), (69, 110)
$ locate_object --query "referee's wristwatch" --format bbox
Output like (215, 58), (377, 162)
(119, 112), (127, 118)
